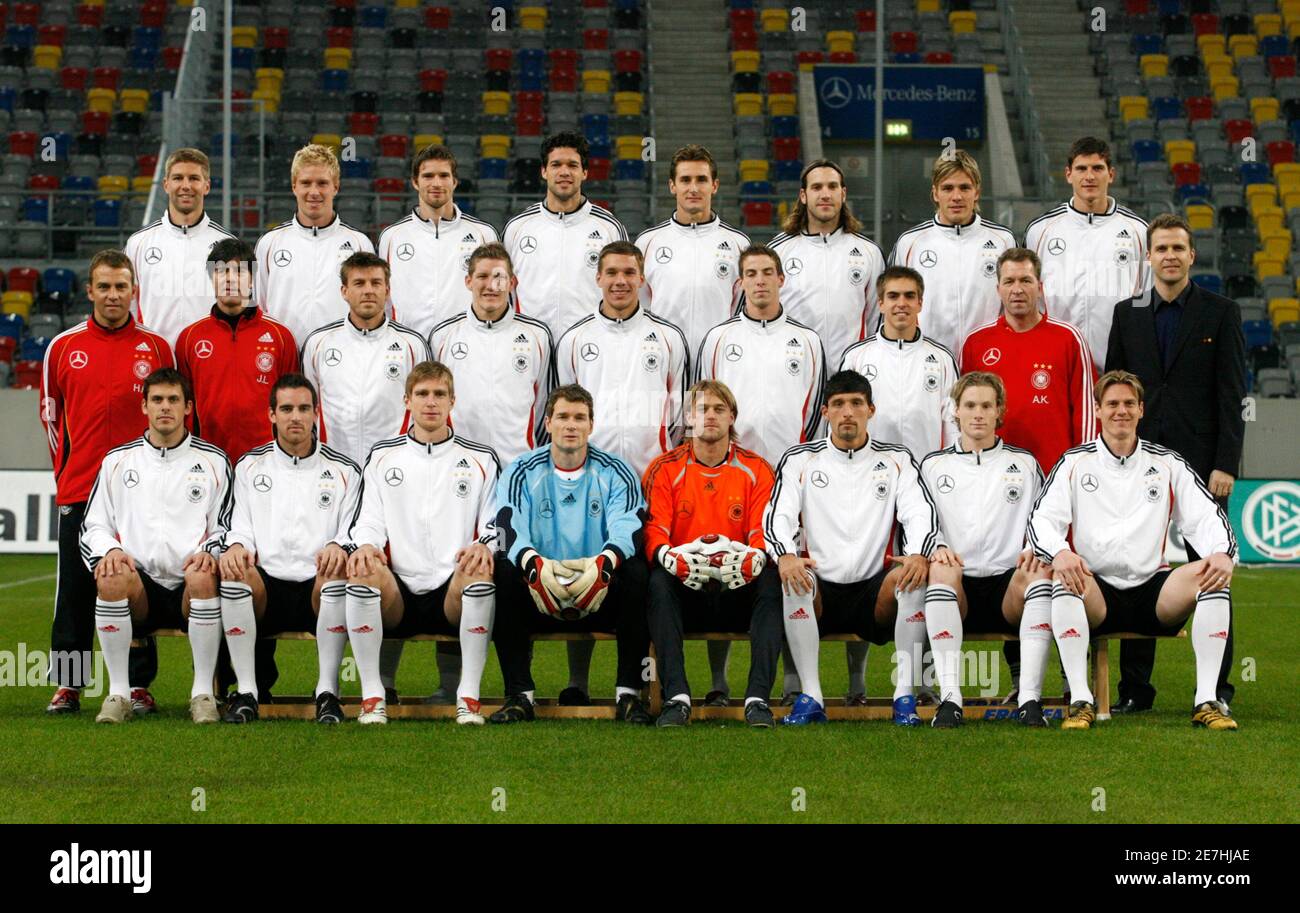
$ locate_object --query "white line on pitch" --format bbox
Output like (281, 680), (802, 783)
(0, 573), (56, 590)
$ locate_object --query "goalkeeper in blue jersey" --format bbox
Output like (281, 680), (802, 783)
(490, 383), (654, 724)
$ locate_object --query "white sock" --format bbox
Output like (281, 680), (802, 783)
(1191, 588), (1231, 707)
(436, 641), (462, 694)
(95, 597), (132, 699)
(707, 640), (731, 694)
(781, 643), (801, 695)
(845, 640), (869, 695)
(892, 587), (927, 699)
(567, 639), (594, 692)
(782, 586), (822, 705)
(671, 692), (691, 706)
(1051, 583), (1094, 704)
(315, 581), (347, 697)
(187, 596), (222, 699)
(1018, 581), (1053, 704)
(219, 581), (257, 695)
(615, 685), (636, 700)
(457, 581), (494, 703)
(346, 584), (385, 701)
(378, 638), (403, 691)
(924, 584), (963, 706)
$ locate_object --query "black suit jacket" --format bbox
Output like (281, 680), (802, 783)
(1105, 281), (1246, 480)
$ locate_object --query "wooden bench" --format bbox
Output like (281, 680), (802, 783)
(1090, 630), (1188, 720)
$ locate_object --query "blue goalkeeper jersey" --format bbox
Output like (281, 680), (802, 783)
(496, 444), (645, 566)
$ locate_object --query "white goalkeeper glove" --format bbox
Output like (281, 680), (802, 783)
(718, 541), (766, 590)
(522, 551), (576, 618)
(559, 550), (618, 615)
(660, 542), (714, 590)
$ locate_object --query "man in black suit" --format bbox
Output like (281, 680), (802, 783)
(1105, 212), (1246, 713)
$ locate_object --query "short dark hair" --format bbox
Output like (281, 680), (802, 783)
(206, 237), (255, 268)
(88, 249), (135, 285)
(545, 383), (594, 420)
(466, 242), (514, 277)
(738, 243), (783, 277)
(995, 247), (1042, 281)
(339, 251), (390, 286)
(541, 131), (590, 170)
(1066, 136), (1112, 169)
(1146, 212), (1195, 252)
(269, 372), (318, 410)
(670, 143), (717, 182)
(824, 369), (873, 406)
(876, 265), (924, 300)
(142, 367), (193, 404)
(596, 240), (644, 274)
(410, 143), (458, 183)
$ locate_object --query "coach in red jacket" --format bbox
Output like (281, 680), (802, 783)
(40, 250), (173, 714)
(175, 238), (299, 462)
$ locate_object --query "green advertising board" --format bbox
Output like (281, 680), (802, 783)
(1231, 480), (1300, 563)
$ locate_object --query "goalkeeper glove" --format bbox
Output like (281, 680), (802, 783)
(522, 551), (573, 619)
(659, 542), (714, 591)
(718, 543), (766, 590)
(561, 550), (618, 615)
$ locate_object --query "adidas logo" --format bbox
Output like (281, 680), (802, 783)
(562, 493), (576, 504)
(190, 462), (204, 472)
(97, 624), (120, 633)
(225, 627), (247, 636)
(259, 332), (274, 342)
(933, 630), (953, 640)
(925, 353), (937, 363)
(872, 461), (887, 471)
(387, 341), (401, 350)
(467, 625), (488, 634)
(1030, 623), (1052, 632)
(719, 241), (731, 250)
(341, 241), (354, 251)
(327, 625), (346, 634)
(983, 239), (997, 248)
(787, 337), (800, 346)
(1210, 630), (1229, 639)
(135, 341), (151, 351)
(1007, 463), (1021, 473)
(787, 607), (810, 620)
(646, 332), (658, 341)
(1116, 229), (1130, 238)
(905, 611), (926, 623)
(351, 625), (374, 634)
(1061, 627), (1081, 638)
(704, 481), (715, 491)
(850, 246), (861, 256)
(1145, 466), (1160, 476)
(462, 233), (476, 242)
(588, 230), (602, 239)
(456, 458), (470, 468)
(514, 333), (528, 343)
(321, 469), (333, 479)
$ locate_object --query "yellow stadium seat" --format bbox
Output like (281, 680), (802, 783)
(32, 45), (61, 69)
(311, 133), (342, 154)
(256, 67), (284, 92)
(118, 89), (149, 114)
(1272, 305), (1300, 328)
(131, 176), (153, 195)
(1119, 96), (1149, 121)
(98, 175), (129, 198)
(1185, 205), (1215, 230)
(252, 89), (279, 114)
(761, 8), (788, 32)
(482, 90), (510, 115)
(2, 291), (34, 319)
(1229, 35), (1258, 58)
(1251, 207), (1283, 231)
(615, 135), (642, 159)
(1282, 189), (1300, 212)
(1251, 97), (1280, 123)
(1284, 0), (1300, 20)
(1165, 140), (1196, 166)
(731, 50), (760, 73)
(1247, 183), (1279, 207)
(172, 0), (192, 6)
(1291, 21), (1300, 41)
(1261, 234), (1292, 261)
(916, 0), (941, 13)
(231, 26), (257, 49)
(733, 92), (763, 116)
(1269, 297), (1300, 317)
(413, 133), (444, 150)
(768, 93), (797, 116)
(739, 159), (770, 182)
(1255, 14), (1283, 37)
(518, 6), (547, 30)
(949, 11), (977, 33)
(480, 134), (510, 158)
(324, 47), (351, 70)
(1254, 254), (1285, 278)
(1212, 76), (1240, 100)
(777, 201), (789, 223)
(87, 88), (116, 113)
(614, 91), (644, 115)
(1274, 162), (1300, 186)
(1197, 34), (1227, 56)
(1140, 54), (1168, 78)
(827, 30), (855, 54)
(1205, 58), (1234, 82)
(581, 69), (610, 93)
(394, 0), (418, 7)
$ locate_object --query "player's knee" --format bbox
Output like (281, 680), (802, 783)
(96, 570), (131, 601)
(348, 569), (384, 590)
(929, 562), (961, 587)
(185, 570), (217, 600)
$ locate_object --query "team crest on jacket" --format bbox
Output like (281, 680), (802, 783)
(132, 359), (152, 379)
(784, 338), (803, 376)
(187, 484), (204, 502)
(317, 488), (334, 509)
(255, 351), (275, 373)
(873, 480), (890, 500)
(848, 266), (864, 285)
(455, 479), (470, 498)
(1145, 483), (1161, 502)
(1005, 483), (1022, 503)
(714, 259), (731, 279)
(728, 502), (744, 521)
(1030, 364), (1051, 389)
(981, 256), (998, 278)
(588, 496), (602, 517)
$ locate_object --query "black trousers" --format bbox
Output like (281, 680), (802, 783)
(646, 562), (781, 702)
(494, 555), (650, 695)
(51, 502), (154, 690)
(1119, 534), (1235, 706)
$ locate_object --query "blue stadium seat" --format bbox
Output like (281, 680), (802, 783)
(43, 268), (77, 298)
(1260, 36), (1290, 58)
(1192, 272), (1223, 294)
(740, 180), (774, 199)
(42, 131), (72, 160)
(1240, 162), (1273, 184)
(0, 314), (23, 341)
(360, 5), (387, 28)
(1178, 182), (1210, 203)
(5, 25), (35, 50)
(479, 158), (508, 180)
(614, 159), (644, 180)
(1156, 0), (1181, 15)
(20, 336), (50, 361)
(21, 198), (49, 223)
(0, 87), (14, 113)
(231, 47), (255, 72)
(893, 53), (922, 64)
(321, 69), (349, 92)
(341, 158), (372, 179)
(588, 139), (612, 159)
(582, 113), (610, 138)
(62, 175), (95, 194)
(94, 199), (122, 227)
(1132, 34), (1164, 56)
(1132, 139), (1163, 163)
(774, 159), (803, 181)
(211, 133), (239, 156)
(518, 72), (544, 91)
(133, 27), (162, 52)
(1151, 96), (1183, 120)
(1244, 319), (1273, 349)
(130, 46), (159, 70)
(772, 116), (799, 138)
(518, 49), (545, 71)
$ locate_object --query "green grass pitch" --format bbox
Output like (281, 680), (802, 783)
(1, 554), (1296, 823)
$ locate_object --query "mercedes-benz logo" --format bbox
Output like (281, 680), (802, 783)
(919, 250), (938, 268)
(580, 342), (599, 362)
(811, 470), (828, 488)
(253, 474), (272, 492)
(450, 341), (469, 360)
(385, 467), (404, 486)
(1046, 238), (1066, 256)
(123, 469), (139, 488)
(863, 364), (877, 381)
(655, 247), (672, 263)
(69, 350), (88, 369)
(937, 474), (955, 494)
(194, 339), (214, 359)
(273, 250), (293, 267)
(519, 236), (537, 254)
(144, 247), (162, 265)
(819, 75), (853, 109)
(1081, 473), (1099, 492)
(981, 347), (1001, 366)
(785, 257), (803, 275)
(324, 348), (342, 367)
(725, 343), (743, 361)
(396, 242), (414, 261)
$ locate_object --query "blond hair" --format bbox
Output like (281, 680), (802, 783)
(405, 360), (455, 399)
(291, 143), (341, 186)
(951, 371), (1006, 429)
(164, 147), (211, 180)
(687, 379), (739, 440)
(1095, 369), (1144, 406)
(932, 150), (981, 212)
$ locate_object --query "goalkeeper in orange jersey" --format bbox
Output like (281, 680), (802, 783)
(642, 380), (781, 728)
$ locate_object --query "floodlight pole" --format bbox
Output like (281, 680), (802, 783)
(222, 0), (232, 228)
(874, 0), (883, 244)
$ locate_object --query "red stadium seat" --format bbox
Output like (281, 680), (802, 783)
(742, 201), (773, 227)
(586, 157), (611, 181)
(1191, 13), (1219, 36)
(77, 5), (104, 27)
(549, 49), (578, 69)
(614, 50), (642, 73)
(333, 0), (357, 8)
(925, 51), (954, 64)
(1269, 56), (1297, 79)
(349, 112), (379, 135)
(7, 132), (36, 157)
(12, 3), (38, 26)
(92, 67), (121, 91)
(1267, 140), (1296, 166)
(582, 0), (608, 7)
(891, 32), (917, 54)
(373, 178), (405, 198)
(549, 67), (577, 92)
(61, 66), (87, 90)
(1225, 119), (1254, 144)
(326, 27), (353, 48)
(515, 112), (543, 135)
(730, 31), (758, 51)
(139, 1), (166, 28)
(424, 7), (451, 29)
(773, 137), (801, 161)
(856, 10), (876, 32)
(729, 9), (756, 31)
(829, 51), (857, 63)
(379, 134), (408, 158)
(767, 71), (794, 94)
(1125, 0), (1150, 14)
(516, 90), (543, 117)
(419, 68), (447, 92)
(263, 27), (289, 50)
(28, 174), (59, 191)
(38, 24), (67, 47)
(1185, 96), (1213, 121)
(1172, 161), (1201, 186)
(583, 29), (609, 49)
(796, 51), (824, 68)
(7, 267), (39, 293)
(81, 111), (110, 135)
(161, 46), (182, 70)
(13, 360), (42, 390)
(136, 154), (157, 177)
(486, 48), (512, 71)
(0, 338), (17, 365)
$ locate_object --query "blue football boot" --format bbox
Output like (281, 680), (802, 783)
(892, 694), (922, 726)
(781, 693), (828, 725)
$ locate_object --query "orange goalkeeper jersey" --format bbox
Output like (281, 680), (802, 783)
(642, 442), (775, 561)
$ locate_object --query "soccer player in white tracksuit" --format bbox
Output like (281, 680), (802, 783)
(768, 159), (886, 369)
(1027, 370), (1238, 731)
(429, 242), (553, 466)
(765, 369), (939, 726)
(377, 144), (499, 340)
(635, 144), (749, 355)
(255, 144), (375, 345)
(555, 241), (690, 478)
(1023, 137), (1149, 368)
(919, 371), (1052, 728)
(124, 148), (236, 349)
(887, 150), (1016, 356)
(839, 266), (959, 461)
(214, 374), (361, 724)
(502, 131), (627, 336)
(80, 368), (231, 725)
(342, 361), (501, 725)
